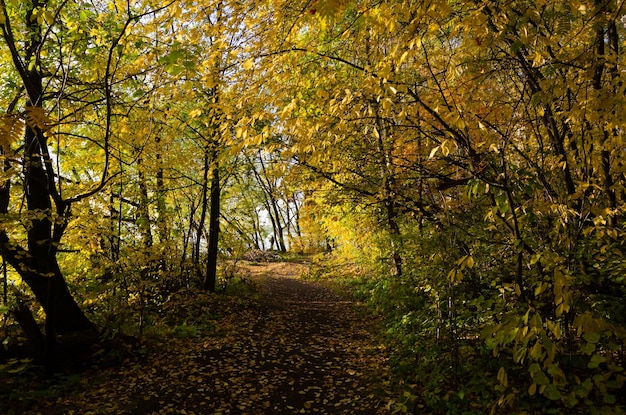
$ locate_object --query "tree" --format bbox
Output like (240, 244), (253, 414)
(0, 0), (177, 366)
(0, 0), (98, 366)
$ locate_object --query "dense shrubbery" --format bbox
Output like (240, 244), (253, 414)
(308, 207), (626, 414)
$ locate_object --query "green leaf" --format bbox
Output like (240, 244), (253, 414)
(542, 384), (561, 401)
(582, 332), (601, 344)
(587, 354), (606, 369)
(581, 341), (595, 355)
(159, 49), (186, 65)
(531, 369), (550, 385)
(603, 394), (616, 404)
(165, 64), (184, 76)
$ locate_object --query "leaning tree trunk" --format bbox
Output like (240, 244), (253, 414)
(0, 0), (96, 370)
(0, 122), (95, 370)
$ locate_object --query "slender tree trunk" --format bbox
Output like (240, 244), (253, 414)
(292, 193), (302, 238)
(263, 197), (281, 251)
(253, 208), (265, 250)
(155, 135), (169, 244)
(109, 192), (120, 262)
(375, 115), (403, 277)
(137, 158), (154, 248)
(247, 153), (287, 252)
(204, 160), (220, 292)
(195, 149), (210, 277)
(593, 14), (619, 227)
(270, 198), (287, 252)
(258, 157), (287, 252)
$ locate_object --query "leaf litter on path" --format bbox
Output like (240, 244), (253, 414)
(26, 262), (391, 414)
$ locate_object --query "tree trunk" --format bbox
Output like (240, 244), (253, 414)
(195, 149), (210, 278)
(292, 193), (302, 237)
(253, 208), (265, 250)
(270, 198), (287, 252)
(204, 161), (220, 292)
(0, 0), (96, 369)
(155, 135), (169, 243)
(375, 114), (403, 277)
(247, 153), (287, 252)
(263, 197), (282, 251)
(11, 303), (45, 360)
(137, 158), (154, 248)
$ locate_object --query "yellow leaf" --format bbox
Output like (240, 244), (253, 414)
(243, 58), (254, 70)
(466, 256), (474, 269)
(428, 146), (440, 159)
(441, 140), (451, 156)
(43, 10), (55, 25)
(188, 108), (203, 119)
(532, 51), (544, 67)
(497, 367), (508, 387)
(399, 51), (409, 64)
(382, 98), (392, 111)
(0, 115), (24, 149)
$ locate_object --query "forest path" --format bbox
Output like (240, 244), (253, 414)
(221, 261), (390, 414)
(24, 262), (390, 415)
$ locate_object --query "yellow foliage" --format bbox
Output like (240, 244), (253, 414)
(0, 114), (24, 150)
(24, 106), (51, 131)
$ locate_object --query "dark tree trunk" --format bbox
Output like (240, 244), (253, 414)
(12, 303), (45, 360)
(0, 0), (96, 370)
(204, 161), (220, 292)
(292, 193), (302, 238)
(252, 208), (265, 250)
(270, 198), (287, 252)
(195, 149), (210, 277)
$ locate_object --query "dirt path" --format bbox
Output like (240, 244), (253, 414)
(16, 262), (390, 414)
(209, 262), (390, 414)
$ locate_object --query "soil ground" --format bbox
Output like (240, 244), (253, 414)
(4, 262), (391, 414)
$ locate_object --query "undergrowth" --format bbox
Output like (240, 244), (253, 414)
(0, 264), (259, 415)
(304, 254), (626, 415)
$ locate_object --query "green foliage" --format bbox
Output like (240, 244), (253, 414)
(170, 320), (215, 339)
(318, 204), (626, 414)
